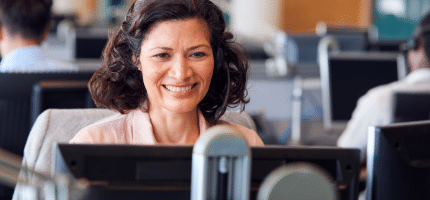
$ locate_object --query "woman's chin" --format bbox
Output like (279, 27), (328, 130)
(161, 102), (200, 114)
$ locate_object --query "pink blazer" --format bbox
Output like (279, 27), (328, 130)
(70, 109), (264, 146)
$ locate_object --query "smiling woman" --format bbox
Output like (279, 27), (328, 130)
(139, 19), (214, 117)
(69, 0), (264, 146)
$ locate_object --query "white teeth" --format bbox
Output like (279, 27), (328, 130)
(165, 85), (193, 92)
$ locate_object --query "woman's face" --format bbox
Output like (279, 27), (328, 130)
(139, 18), (214, 114)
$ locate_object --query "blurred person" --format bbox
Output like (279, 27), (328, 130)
(337, 11), (430, 162)
(69, 0), (264, 146)
(0, 0), (78, 72)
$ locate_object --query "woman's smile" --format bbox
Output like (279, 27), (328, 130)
(163, 83), (198, 92)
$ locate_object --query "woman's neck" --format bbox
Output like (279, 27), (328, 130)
(148, 108), (200, 145)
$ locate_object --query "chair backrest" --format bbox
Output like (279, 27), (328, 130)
(393, 92), (430, 123)
(14, 108), (257, 189)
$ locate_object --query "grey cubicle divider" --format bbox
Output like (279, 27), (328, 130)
(289, 34), (321, 64)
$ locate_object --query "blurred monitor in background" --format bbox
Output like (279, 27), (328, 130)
(74, 27), (109, 60)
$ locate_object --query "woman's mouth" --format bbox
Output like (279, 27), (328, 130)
(163, 83), (197, 92)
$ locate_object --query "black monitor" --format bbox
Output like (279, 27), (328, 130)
(0, 72), (94, 199)
(366, 120), (430, 200)
(74, 28), (109, 60)
(393, 92), (430, 123)
(53, 144), (360, 200)
(320, 52), (406, 130)
(30, 80), (96, 126)
(0, 72), (94, 156)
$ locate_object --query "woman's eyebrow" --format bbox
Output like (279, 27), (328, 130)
(148, 44), (211, 51)
(149, 47), (174, 51)
(188, 44), (211, 51)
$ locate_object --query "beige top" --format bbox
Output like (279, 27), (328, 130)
(70, 109), (264, 146)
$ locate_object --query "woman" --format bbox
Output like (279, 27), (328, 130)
(70, 0), (264, 146)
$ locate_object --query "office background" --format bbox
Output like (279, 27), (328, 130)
(2, 0), (430, 199)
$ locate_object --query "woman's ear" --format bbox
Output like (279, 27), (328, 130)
(132, 55), (142, 70)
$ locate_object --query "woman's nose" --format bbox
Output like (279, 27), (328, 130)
(169, 56), (193, 80)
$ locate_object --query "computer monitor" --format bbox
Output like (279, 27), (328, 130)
(74, 28), (109, 60)
(53, 144), (360, 200)
(367, 120), (430, 200)
(393, 92), (430, 123)
(0, 72), (94, 156)
(30, 80), (96, 126)
(320, 52), (407, 130)
(0, 72), (94, 199)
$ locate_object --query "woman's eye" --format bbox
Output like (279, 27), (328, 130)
(154, 53), (170, 59)
(190, 52), (207, 58)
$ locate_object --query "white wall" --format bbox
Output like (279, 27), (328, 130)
(230, 0), (282, 41)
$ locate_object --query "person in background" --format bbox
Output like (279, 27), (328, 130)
(69, 0), (264, 146)
(0, 0), (78, 72)
(337, 11), (430, 162)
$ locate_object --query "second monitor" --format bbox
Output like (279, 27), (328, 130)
(320, 52), (407, 130)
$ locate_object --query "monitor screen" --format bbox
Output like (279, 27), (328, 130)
(393, 92), (430, 123)
(30, 80), (96, 126)
(321, 52), (406, 129)
(367, 120), (430, 200)
(53, 144), (360, 200)
(74, 28), (109, 60)
(75, 38), (108, 59)
(0, 72), (94, 156)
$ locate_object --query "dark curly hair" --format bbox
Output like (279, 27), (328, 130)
(89, 0), (250, 123)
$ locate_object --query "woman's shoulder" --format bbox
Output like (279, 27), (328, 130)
(217, 120), (264, 146)
(69, 110), (140, 144)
